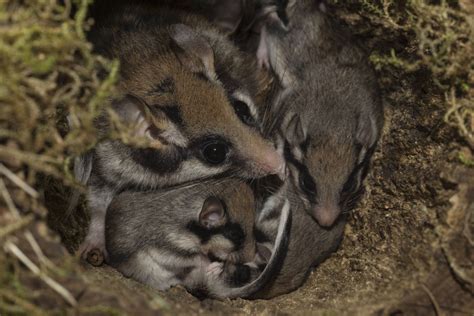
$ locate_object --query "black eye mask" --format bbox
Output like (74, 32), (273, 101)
(130, 146), (187, 175)
(340, 144), (376, 207)
(299, 171), (316, 195)
(186, 221), (245, 252)
(231, 99), (257, 128)
(283, 140), (318, 203)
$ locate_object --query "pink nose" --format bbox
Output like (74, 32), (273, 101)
(259, 149), (286, 180)
(313, 206), (340, 227)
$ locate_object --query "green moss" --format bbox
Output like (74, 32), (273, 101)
(0, 0), (118, 205)
(459, 152), (474, 167)
(330, 0), (473, 146)
(0, 0), (118, 313)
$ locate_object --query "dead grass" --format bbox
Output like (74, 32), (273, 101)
(0, 0), (118, 314)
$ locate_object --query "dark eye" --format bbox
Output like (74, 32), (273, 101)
(341, 170), (365, 209)
(299, 172), (316, 194)
(342, 167), (365, 198)
(342, 175), (357, 195)
(201, 141), (229, 165)
(232, 100), (255, 126)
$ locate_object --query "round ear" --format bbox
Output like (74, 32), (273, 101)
(111, 95), (188, 148)
(284, 112), (306, 145)
(169, 23), (216, 79)
(199, 196), (227, 229)
(356, 112), (379, 149)
(355, 111), (380, 163)
(111, 94), (148, 124)
(111, 94), (160, 143)
(256, 243), (272, 264)
(212, 0), (244, 34)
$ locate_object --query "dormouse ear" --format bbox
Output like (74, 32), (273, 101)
(355, 112), (380, 163)
(111, 94), (156, 139)
(111, 94), (147, 124)
(199, 196), (227, 229)
(212, 0), (244, 34)
(112, 95), (187, 148)
(284, 113), (306, 145)
(356, 112), (379, 147)
(255, 243), (272, 265)
(313, 0), (328, 13)
(169, 24), (216, 80)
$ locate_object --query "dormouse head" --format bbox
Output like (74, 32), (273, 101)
(108, 22), (284, 187)
(188, 182), (256, 262)
(260, 5), (384, 227)
(283, 110), (381, 227)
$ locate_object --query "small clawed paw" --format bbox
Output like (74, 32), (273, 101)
(206, 262), (224, 277)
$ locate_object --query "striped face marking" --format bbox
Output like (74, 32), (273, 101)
(284, 135), (374, 227)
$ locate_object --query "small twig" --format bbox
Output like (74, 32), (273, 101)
(0, 163), (39, 199)
(463, 205), (474, 246)
(382, 0), (402, 29)
(0, 289), (47, 316)
(4, 241), (77, 307)
(24, 230), (57, 270)
(420, 284), (443, 316)
(0, 146), (62, 177)
(74, 0), (90, 40)
(442, 244), (474, 292)
(0, 214), (34, 239)
(0, 178), (20, 218)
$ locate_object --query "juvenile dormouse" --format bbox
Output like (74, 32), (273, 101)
(256, 0), (384, 227)
(73, 3), (286, 261)
(105, 179), (290, 299)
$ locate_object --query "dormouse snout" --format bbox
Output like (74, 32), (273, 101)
(262, 150), (286, 179)
(312, 205), (341, 227)
(250, 145), (286, 179)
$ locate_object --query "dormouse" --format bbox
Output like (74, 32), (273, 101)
(257, 0), (384, 226)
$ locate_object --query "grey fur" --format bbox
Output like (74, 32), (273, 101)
(259, 0), (384, 226)
(76, 3), (285, 258)
(237, 0), (383, 296)
(105, 179), (290, 299)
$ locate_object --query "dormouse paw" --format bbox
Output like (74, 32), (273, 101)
(206, 262), (224, 278)
(79, 234), (108, 266)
